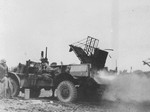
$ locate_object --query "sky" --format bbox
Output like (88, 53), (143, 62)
(0, 0), (150, 71)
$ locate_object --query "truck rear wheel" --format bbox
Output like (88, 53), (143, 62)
(9, 78), (19, 97)
(56, 81), (77, 103)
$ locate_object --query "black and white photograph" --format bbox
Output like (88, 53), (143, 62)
(0, 0), (150, 112)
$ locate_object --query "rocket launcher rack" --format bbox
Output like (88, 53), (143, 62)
(69, 36), (108, 70)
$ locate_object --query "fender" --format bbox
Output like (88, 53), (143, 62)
(54, 73), (76, 87)
(8, 72), (21, 86)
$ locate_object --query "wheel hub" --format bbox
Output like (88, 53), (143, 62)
(61, 87), (70, 99)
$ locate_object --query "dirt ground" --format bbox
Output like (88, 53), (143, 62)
(0, 89), (150, 112)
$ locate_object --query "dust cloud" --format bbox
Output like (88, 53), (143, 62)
(95, 70), (150, 102)
(94, 70), (150, 112)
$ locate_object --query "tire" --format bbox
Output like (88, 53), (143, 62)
(77, 86), (86, 101)
(96, 85), (107, 100)
(77, 85), (95, 101)
(9, 78), (20, 97)
(77, 83), (100, 102)
(56, 81), (77, 103)
(30, 88), (41, 98)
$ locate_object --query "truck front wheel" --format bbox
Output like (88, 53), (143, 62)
(9, 78), (19, 97)
(56, 81), (77, 103)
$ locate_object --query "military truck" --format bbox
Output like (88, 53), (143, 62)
(8, 36), (108, 102)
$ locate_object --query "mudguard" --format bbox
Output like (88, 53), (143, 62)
(8, 72), (20, 86)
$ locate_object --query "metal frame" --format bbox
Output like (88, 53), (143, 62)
(71, 36), (99, 56)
